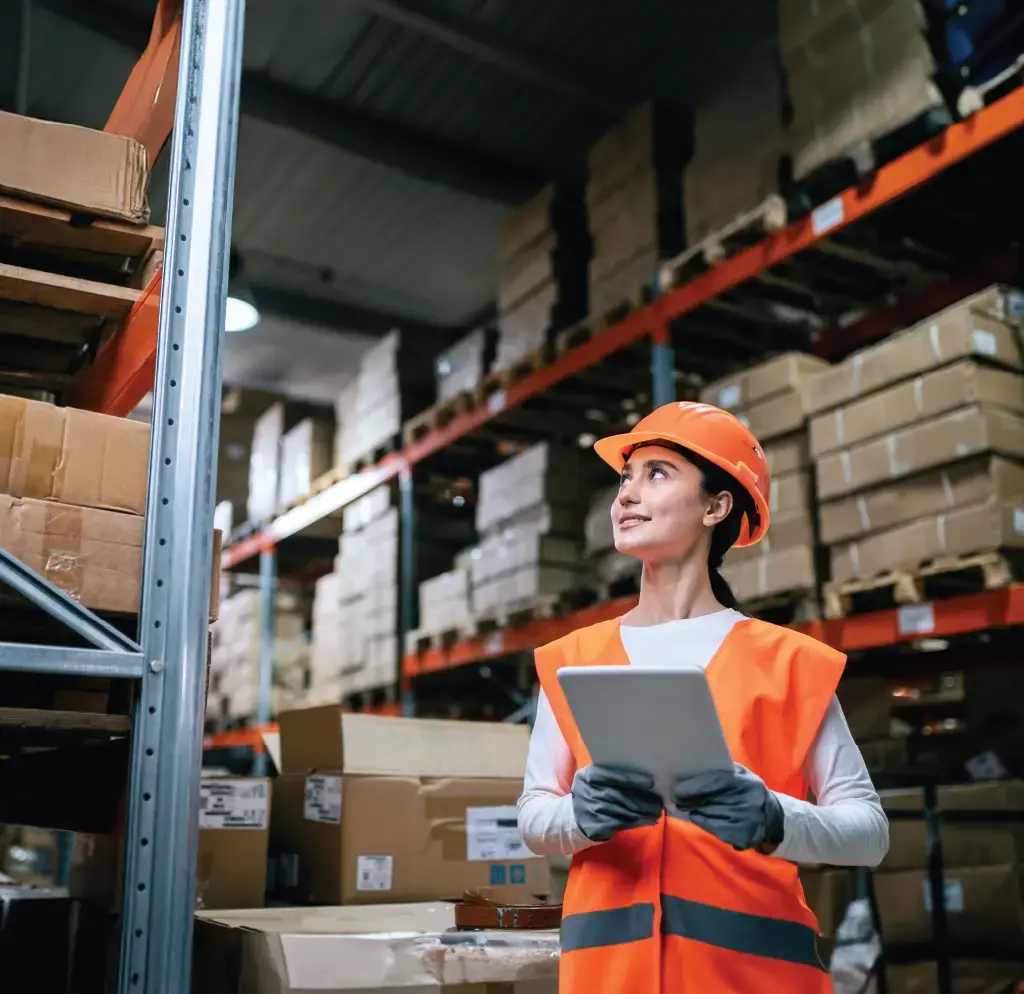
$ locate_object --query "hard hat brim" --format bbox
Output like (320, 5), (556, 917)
(593, 430), (770, 548)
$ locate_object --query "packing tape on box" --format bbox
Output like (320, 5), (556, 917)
(913, 376), (924, 414)
(940, 471), (954, 506)
(41, 502), (85, 602)
(935, 513), (947, 551)
(857, 496), (871, 532)
(840, 451), (853, 486)
(851, 355), (863, 399)
(929, 322), (942, 360)
(886, 434), (900, 479)
(833, 408), (845, 446)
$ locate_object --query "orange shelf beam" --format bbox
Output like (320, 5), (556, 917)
(72, 269), (163, 416)
(221, 86), (1024, 569)
(403, 585), (1024, 678)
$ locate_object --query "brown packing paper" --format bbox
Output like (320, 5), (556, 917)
(700, 353), (828, 411)
(810, 362), (1024, 457)
(819, 457), (1024, 545)
(802, 301), (1024, 416)
(829, 498), (1024, 584)
(815, 405), (1024, 501)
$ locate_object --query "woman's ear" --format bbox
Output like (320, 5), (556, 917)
(703, 490), (733, 528)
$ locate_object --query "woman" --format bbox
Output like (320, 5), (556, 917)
(518, 401), (889, 993)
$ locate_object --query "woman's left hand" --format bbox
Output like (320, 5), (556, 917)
(670, 764), (785, 852)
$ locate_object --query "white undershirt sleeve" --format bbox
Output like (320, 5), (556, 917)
(517, 690), (595, 856)
(770, 696), (890, 867)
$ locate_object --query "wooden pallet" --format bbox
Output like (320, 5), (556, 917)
(402, 390), (476, 447)
(0, 193), (164, 388)
(823, 550), (1024, 620)
(476, 344), (552, 401)
(407, 619), (485, 655)
(660, 195), (788, 291)
(556, 285), (655, 356)
(741, 588), (820, 626)
(474, 589), (596, 633)
(350, 435), (402, 474)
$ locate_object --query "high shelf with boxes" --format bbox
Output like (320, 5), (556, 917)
(0, 2), (243, 992)
(213, 80), (1024, 735)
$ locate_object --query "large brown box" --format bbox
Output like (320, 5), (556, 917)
(272, 709), (548, 906)
(701, 353), (828, 411)
(837, 676), (891, 742)
(803, 297), (1024, 417)
(879, 781), (1024, 873)
(810, 362), (1024, 458)
(830, 498), (1024, 584)
(873, 864), (1024, 949)
(764, 432), (813, 475)
(798, 867), (854, 937)
(819, 457), (1024, 544)
(0, 494), (143, 613)
(816, 405), (1024, 501)
(0, 111), (148, 222)
(728, 508), (815, 563)
(736, 391), (809, 444)
(770, 470), (813, 517)
(722, 544), (816, 601)
(0, 395), (150, 515)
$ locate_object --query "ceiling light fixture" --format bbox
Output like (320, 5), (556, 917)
(225, 249), (260, 333)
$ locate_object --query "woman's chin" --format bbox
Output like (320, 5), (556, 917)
(612, 532), (650, 558)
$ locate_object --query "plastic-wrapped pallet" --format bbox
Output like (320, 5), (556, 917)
(804, 287), (1024, 603)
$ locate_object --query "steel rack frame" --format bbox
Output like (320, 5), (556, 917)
(0, 1), (244, 991)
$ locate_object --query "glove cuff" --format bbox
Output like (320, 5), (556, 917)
(762, 791), (785, 848)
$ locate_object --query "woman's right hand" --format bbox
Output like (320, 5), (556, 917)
(571, 764), (664, 842)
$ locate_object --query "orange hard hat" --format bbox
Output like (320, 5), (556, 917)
(593, 401), (771, 547)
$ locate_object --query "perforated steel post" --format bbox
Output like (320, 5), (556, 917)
(117, 2), (245, 991)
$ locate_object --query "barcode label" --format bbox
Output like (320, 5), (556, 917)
(466, 806), (536, 862)
(304, 775), (343, 824)
(199, 780), (268, 830)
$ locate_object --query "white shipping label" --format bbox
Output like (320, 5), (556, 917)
(356, 854), (393, 892)
(897, 603), (935, 637)
(971, 329), (997, 355)
(488, 389), (507, 414)
(1014, 508), (1024, 536)
(466, 806), (537, 862)
(304, 775), (343, 824)
(717, 384), (742, 410)
(811, 197), (844, 236)
(922, 879), (964, 914)
(199, 780), (269, 830)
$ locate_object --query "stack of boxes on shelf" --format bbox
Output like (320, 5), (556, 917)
(334, 331), (435, 468)
(207, 589), (310, 723)
(216, 387), (280, 533)
(309, 486), (398, 703)
(495, 185), (589, 372)
(470, 443), (599, 620)
(586, 102), (688, 315)
(584, 485), (641, 598)
(269, 708), (549, 905)
(0, 396), (150, 615)
(836, 675), (905, 774)
(873, 779), (1024, 993)
(433, 327), (497, 406)
(803, 288), (1024, 613)
(702, 354), (828, 611)
(683, 53), (785, 247)
(416, 565), (475, 645)
(779, 0), (945, 183)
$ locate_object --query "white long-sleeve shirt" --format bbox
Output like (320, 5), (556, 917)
(517, 609), (889, 867)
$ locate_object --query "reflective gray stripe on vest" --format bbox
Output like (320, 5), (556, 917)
(560, 902), (656, 953)
(661, 895), (825, 971)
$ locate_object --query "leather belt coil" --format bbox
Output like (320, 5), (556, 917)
(454, 894), (562, 931)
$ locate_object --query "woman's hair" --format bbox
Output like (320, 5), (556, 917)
(630, 441), (757, 610)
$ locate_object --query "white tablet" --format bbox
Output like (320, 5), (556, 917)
(557, 665), (733, 802)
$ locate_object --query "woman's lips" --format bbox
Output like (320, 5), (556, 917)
(617, 514), (649, 529)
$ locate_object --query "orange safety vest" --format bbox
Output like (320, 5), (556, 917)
(535, 616), (846, 994)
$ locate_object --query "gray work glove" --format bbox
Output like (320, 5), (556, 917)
(571, 764), (664, 843)
(671, 763), (785, 852)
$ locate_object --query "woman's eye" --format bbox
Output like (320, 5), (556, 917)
(650, 466), (666, 479)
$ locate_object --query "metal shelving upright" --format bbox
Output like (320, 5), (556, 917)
(0, 1), (245, 991)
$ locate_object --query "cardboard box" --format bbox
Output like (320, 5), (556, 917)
(192, 903), (560, 994)
(0, 111), (148, 222)
(830, 498), (1024, 584)
(435, 327), (492, 402)
(278, 418), (333, 508)
(770, 470), (813, 517)
(196, 777), (271, 910)
(879, 780), (1024, 873)
(873, 864), (1024, 949)
(701, 353), (828, 411)
(722, 544), (816, 601)
(798, 867), (853, 937)
(810, 362), (1024, 457)
(803, 300), (1024, 416)
(735, 390), (808, 443)
(728, 508), (815, 563)
(247, 403), (284, 523)
(764, 432), (813, 475)
(857, 736), (909, 774)
(837, 676), (891, 741)
(272, 710), (547, 906)
(816, 405), (1024, 501)
(819, 457), (1024, 544)
(0, 494), (143, 613)
(0, 395), (150, 515)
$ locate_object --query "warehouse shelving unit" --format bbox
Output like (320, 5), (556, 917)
(0, 1), (244, 990)
(199, 80), (1024, 738)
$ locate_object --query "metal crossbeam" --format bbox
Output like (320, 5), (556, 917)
(0, 549), (140, 653)
(0, 643), (144, 679)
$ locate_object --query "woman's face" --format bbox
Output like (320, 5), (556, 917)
(611, 445), (732, 562)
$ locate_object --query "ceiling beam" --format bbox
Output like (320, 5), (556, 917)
(37, 0), (544, 203)
(358, 0), (623, 117)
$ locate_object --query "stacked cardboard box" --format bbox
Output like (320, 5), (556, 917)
(779, 0), (944, 181)
(584, 484), (641, 595)
(434, 327), (496, 403)
(207, 590), (309, 723)
(218, 387), (281, 519)
(873, 780), (1024, 979)
(684, 52), (784, 246)
(496, 185), (589, 372)
(247, 402), (286, 524)
(701, 353), (828, 606)
(587, 102), (688, 316)
(470, 443), (598, 617)
(838, 676), (908, 774)
(269, 708), (549, 906)
(0, 395), (149, 615)
(416, 566), (474, 641)
(334, 331), (435, 466)
(805, 289), (1024, 591)
(277, 417), (333, 508)
(309, 486), (397, 701)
